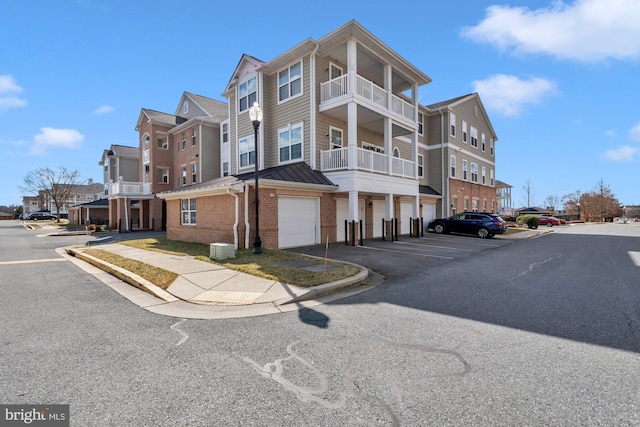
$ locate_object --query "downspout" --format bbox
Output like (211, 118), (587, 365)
(124, 196), (129, 232)
(227, 188), (239, 249)
(309, 41), (319, 169)
(244, 184), (250, 249)
(439, 109), (447, 218)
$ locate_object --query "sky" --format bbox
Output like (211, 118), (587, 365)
(1, 0), (639, 209)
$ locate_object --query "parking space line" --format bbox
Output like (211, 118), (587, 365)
(420, 235), (502, 247)
(358, 245), (455, 259)
(394, 240), (476, 252)
(0, 258), (66, 266)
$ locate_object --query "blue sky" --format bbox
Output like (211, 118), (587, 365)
(1, 0), (639, 208)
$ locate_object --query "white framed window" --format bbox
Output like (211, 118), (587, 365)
(181, 198), (196, 225)
(462, 121), (467, 143)
(278, 61), (302, 102)
(471, 163), (478, 182)
(362, 142), (384, 153)
(104, 163), (108, 173)
(450, 155), (456, 177)
(191, 164), (197, 183)
(279, 122), (303, 163)
(393, 147), (400, 157)
(464, 198), (469, 211)
(482, 166), (486, 184)
(191, 128), (197, 146)
(418, 154), (424, 178)
(329, 62), (343, 80)
(490, 169), (494, 186)
(238, 76), (257, 113)
(180, 132), (186, 150)
(481, 133), (486, 152)
(472, 199), (479, 212)
(239, 135), (255, 168)
(470, 127), (478, 148)
(463, 160), (468, 180)
(183, 100), (188, 114)
(221, 122), (229, 144)
(143, 136), (149, 148)
(418, 113), (424, 136)
(222, 162), (229, 177)
(181, 167), (187, 185)
(490, 138), (494, 156)
(159, 168), (169, 184)
(450, 113), (456, 137)
(329, 126), (343, 149)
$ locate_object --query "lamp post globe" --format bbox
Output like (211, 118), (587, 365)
(249, 102), (263, 254)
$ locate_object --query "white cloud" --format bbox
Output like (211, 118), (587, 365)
(30, 127), (85, 156)
(605, 129), (616, 137)
(472, 74), (557, 117)
(461, 0), (640, 62)
(93, 104), (115, 115)
(603, 146), (638, 162)
(629, 121), (640, 142)
(0, 74), (27, 112)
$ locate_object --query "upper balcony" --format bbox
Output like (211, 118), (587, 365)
(320, 73), (416, 132)
(320, 146), (415, 179)
(106, 179), (153, 198)
(142, 148), (150, 165)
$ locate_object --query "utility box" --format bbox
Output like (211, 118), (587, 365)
(210, 243), (235, 260)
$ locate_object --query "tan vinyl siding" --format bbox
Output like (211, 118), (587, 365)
(200, 124), (220, 182)
(265, 57), (312, 168)
(119, 157), (139, 182)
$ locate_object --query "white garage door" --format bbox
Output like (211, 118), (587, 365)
(400, 201), (413, 235)
(278, 197), (319, 248)
(422, 202), (436, 230)
(372, 200), (385, 238)
(336, 198), (365, 241)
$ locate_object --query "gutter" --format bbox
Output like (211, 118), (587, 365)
(227, 188), (239, 249)
(309, 41), (319, 169)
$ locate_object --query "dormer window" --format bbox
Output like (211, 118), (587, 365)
(238, 77), (257, 113)
(183, 100), (188, 114)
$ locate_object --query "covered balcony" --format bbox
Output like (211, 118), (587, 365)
(320, 146), (415, 179)
(106, 179), (153, 198)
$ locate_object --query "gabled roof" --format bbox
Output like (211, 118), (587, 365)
(176, 92), (228, 122)
(135, 109), (187, 131)
(495, 180), (512, 188)
(70, 198), (109, 209)
(425, 92), (497, 140)
(99, 144), (139, 165)
(222, 54), (265, 97)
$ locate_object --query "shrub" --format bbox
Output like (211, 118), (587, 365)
(517, 215), (540, 229)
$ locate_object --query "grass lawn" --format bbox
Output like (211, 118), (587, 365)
(114, 237), (360, 288)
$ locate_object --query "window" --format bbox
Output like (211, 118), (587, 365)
(450, 155), (456, 177)
(490, 138), (494, 156)
(462, 121), (467, 143)
(490, 169), (494, 186)
(143, 136), (149, 148)
(145, 165), (150, 172)
(159, 168), (169, 184)
(183, 100), (188, 114)
(483, 200), (487, 212)
(104, 163), (108, 173)
(464, 198), (468, 211)
(278, 61), (302, 102)
(222, 162), (229, 177)
(329, 126), (342, 149)
(450, 113), (456, 137)
(191, 164), (197, 183)
(180, 132), (186, 150)
(181, 198), (196, 225)
(279, 123), (303, 163)
(482, 166), (486, 184)
(472, 199), (479, 212)
(181, 167), (187, 185)
(239, 135), (255, 168)
(222, 122), (229, 144)
(470, 127), (478, 148)
(451, 197), (457, 215)
(418, 113), (424, 136)
(238, 76), (257, 113)
(393, 147), (400, 157)
(362, 142), (384, 153)
(471, 163), (478, 182)
(463, 160), (468, 180)
(418, 154), (424, 178)
(157, 135), (168, 149)
(191, 128), (196, 146)
(481, 133), (486, 152)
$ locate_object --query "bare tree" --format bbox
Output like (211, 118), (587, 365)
(520, 179), (536, 207)
(19, 166), (84, 222)
(544, 195), (560, 212)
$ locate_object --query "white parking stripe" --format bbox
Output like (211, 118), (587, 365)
(358, 245), (455, 259)
(628, 251), (640, 267)
(0, 258), (66, 266)
(393, 240), (476, 252)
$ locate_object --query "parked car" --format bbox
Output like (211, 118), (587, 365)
(25, 212), (57, 220)
(539, 216), (562, 227)
(427, 212), (508, 238)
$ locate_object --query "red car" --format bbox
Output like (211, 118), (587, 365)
(539, 216), (561, 227)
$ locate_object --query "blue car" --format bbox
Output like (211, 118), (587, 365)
(428, 212), (507, 238)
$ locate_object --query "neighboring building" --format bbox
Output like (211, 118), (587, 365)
(68, 198), (109, 226)
(22, 196), (40, 215)
(495, 180), (514, 217)
(111, 20), (499, 250)
(38, 179), (104, 218)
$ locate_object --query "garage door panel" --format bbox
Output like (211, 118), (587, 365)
(278, 197), (319, 248)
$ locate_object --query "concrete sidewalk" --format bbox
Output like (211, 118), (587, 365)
(62, 244), (371, 320)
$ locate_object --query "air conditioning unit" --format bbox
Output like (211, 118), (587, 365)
(209, 243), (235, 260)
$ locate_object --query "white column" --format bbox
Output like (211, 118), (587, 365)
(347, 102), (358, 170)
(349, 190), (359, 222)
(385, 193), (394, 221)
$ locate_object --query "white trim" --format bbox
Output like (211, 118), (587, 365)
(278, 122), (305, 165)
(277, 59), (303, 104)
(329, 126), (343, 149)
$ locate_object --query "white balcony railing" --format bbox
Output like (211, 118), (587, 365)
(320, 146), (415, 179)
(107, 180), (152, 197)
(320, 73), (415, 123)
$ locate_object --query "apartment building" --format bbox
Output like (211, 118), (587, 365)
(112, 20), (499, 249)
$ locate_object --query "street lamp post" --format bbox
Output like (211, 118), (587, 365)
(249, 102), (263, 254)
